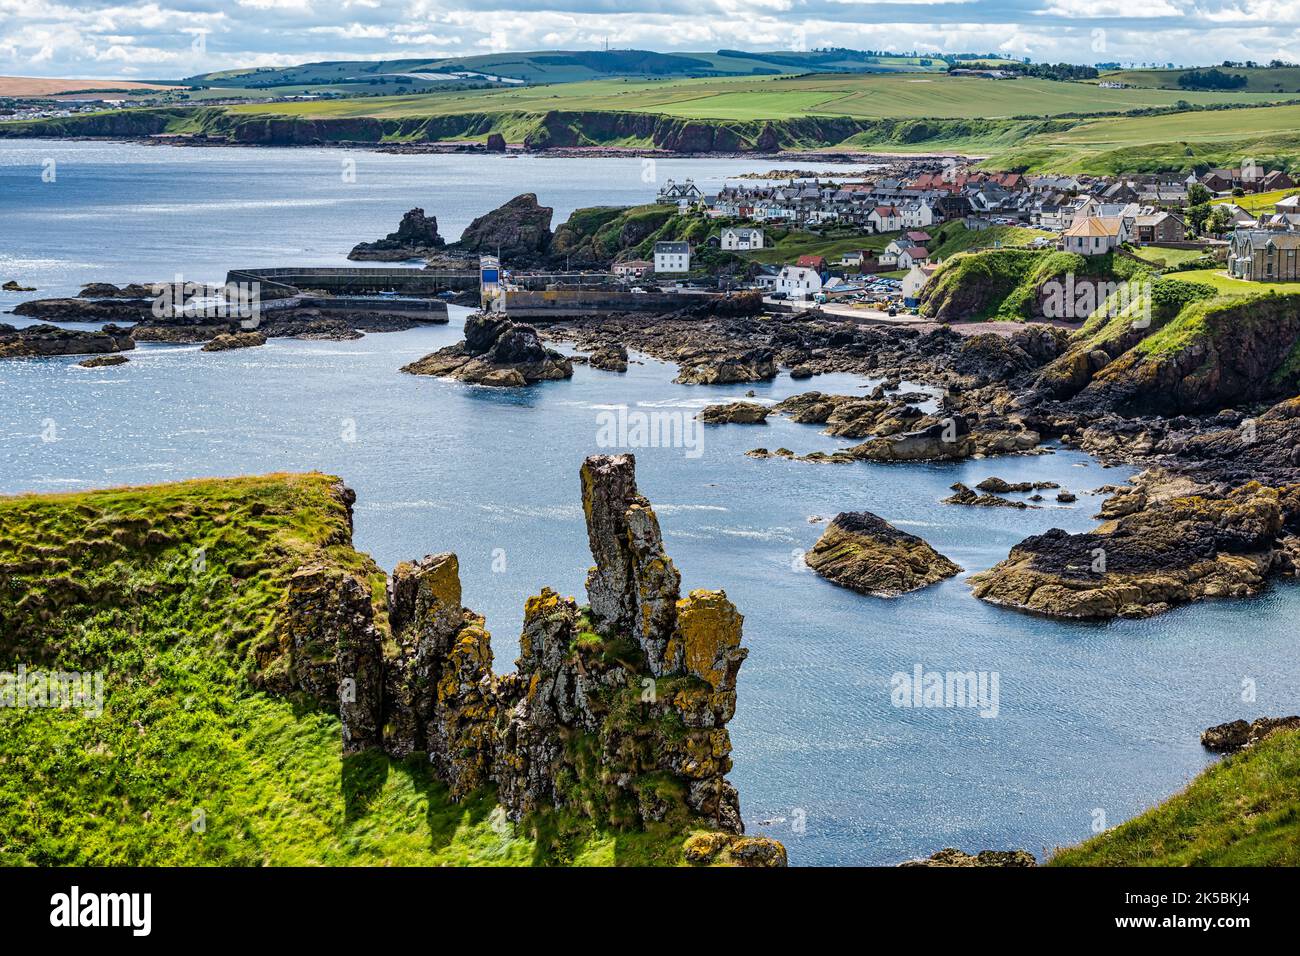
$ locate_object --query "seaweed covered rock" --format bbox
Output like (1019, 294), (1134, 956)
(675, 348), (777, 385)
(901, 848), (1037, 867)
(0, 322), (135, 359)
(401, 312), (573, 386)
(1201, 715), (1300, 753)
(201, 331), (266, 352)
(969, 481), (1285, 619)
(805, 511), (962, 597)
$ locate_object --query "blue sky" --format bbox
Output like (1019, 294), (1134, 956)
(1, 0), (1298, 79)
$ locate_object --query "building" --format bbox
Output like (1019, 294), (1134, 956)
(1133, 211), (1186, 244)
(653, 241), (691, 274)
(796, 254), (827, 273)
(902, 262), (941, 304)
(868, 205), (903, 233)
(775, 265), (823, 299)
(656, 179), (702, 205)
(613, 259), (653, 279)
(1062, 216), (1131, 255)
(897, 246), (930, 270)
(720, 227), (764, 251)
(1228, 227), (1300, 281)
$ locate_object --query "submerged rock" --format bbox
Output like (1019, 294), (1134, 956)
(201, 331), (266, 352)
(0, 322), (135, 359)
(943, 483), (1033, 509)
(901, 848), (1037, 867)
(588, 343), (628, 372)
(78, 354), (129, 368)
(2, 280), (35, 292)
(805, 511), (962, 597)
(401, 312), (573, 386)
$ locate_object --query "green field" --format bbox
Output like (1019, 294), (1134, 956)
(988, 102), (1300, 172)
(222, 72), (1284, 123)
(1099, 66), (1300, 94)
(1213, 186), (1300, 213)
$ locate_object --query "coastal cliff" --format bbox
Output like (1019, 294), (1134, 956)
(0, 460), (780, 866)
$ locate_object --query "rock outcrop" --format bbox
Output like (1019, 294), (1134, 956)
(1201, 715), (1300, 753)
(969, 480), (1285, 619)
(453, 193), (554, 264)
(401, 312), (573, 386)
(78, 354), (129, 368)
(805, 511), (962, 597)
(2, 280), (35, 292)
(698, 401), (769, 425)
(587, 343), (628, 372)
(675, 348), (777, 385)
(0, 322), (135, 359)
(348, 207), (445, 261)
(201, 331), (266, 352)
(267, 455), (771, 859)
(901, 848), (1037, 867)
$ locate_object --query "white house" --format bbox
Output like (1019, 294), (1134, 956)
(868, 204), (903, 234)
(902, 262), (940, 303)
(1062, 216), (1131, 256)
(901, 200), (936, 229)
(775, 265), (823, 300)
(653, 241), (691, 273)
(720, 227), (764, 251)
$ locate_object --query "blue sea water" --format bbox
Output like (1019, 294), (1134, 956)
(2, 142), (1297, 866)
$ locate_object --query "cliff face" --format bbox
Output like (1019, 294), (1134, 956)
(268, 454), (780, 861)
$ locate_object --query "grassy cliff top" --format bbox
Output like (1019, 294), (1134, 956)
(0, 473), (694, 865)
(1052, 729), (1300, 866)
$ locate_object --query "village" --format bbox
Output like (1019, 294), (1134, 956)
(612, 160), (1300, 316)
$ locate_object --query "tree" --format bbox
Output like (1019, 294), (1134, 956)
(1188, 183), (1212, 206)
(1188, 203), (1212, 234)
(1207, 205), (1234, 235)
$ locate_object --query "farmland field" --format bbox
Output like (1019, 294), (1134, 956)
(1098, 66), (1300, 94)
(222, 72), (1287, 122)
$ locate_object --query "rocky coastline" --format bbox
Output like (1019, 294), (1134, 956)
(402, 312), (573, 386)
(260, 454), (784, 864)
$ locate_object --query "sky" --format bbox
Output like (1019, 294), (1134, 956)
(1, 0), (1299, 80)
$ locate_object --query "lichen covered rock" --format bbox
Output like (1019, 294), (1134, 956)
(805, 511), (962, 597)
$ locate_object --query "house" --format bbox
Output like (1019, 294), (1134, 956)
(896, 246), (930, 270)
(774, 265), (823, 299)
(656, 179), (703, 205)
(613, 259), (653, 279)
(653, 241), (691, 274)
(1200, 169), (1237, 193)
(1228, 227), (1300, 281)
(1262, 171), (1296, 192)
(1275, 194), (1300, 214)
(1133, 211), (1186, 244)
(1062, 216), (1131, 255)
(867, 204), (903, 233)
(905, 230), (933, 245)
(901, 200), (936, 229)
(720, 227), (764, 251)
(902, 262), (941, 304)
(796, 254), (827, 273)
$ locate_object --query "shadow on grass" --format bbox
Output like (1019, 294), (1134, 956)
(342, 749), (390, 823)
(393, 756), (494, 855)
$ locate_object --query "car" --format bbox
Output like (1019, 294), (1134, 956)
(630, 287), (647, 294)
(769, 291), (788, 300)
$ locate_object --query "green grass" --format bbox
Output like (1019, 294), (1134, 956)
(1129, 245), (1209, 267)
(1164, 267), (1300, 295)
(216, 72), (1283, 123)
(0, 474), (689, 866)
(1053, 729), (1300, 866)
(1099, 66), (1300, 94)
(1213, 187), (1300, 213)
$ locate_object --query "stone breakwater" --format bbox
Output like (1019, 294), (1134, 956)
(258, 454), (783, 865)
